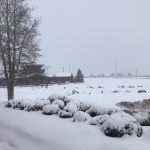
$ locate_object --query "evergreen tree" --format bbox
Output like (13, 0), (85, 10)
(76, 69), (84, 82)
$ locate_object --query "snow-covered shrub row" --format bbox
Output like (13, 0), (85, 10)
(5, 95), (144, 138)
(5, 99), (50, 111)
(101, 112), (143, 137)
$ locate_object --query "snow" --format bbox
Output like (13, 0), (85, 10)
(1, 78), (150, 107)
(0, 105), (150, 150)
(50, 73), (72, 77)
(1, 78), (150, 149)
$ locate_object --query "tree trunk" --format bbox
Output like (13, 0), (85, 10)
(7, 80), (14, 101)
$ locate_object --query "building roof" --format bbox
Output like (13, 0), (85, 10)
(50, 73), (72, 77)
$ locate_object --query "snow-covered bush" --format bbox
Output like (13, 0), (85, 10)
(89, 114), (109, 126)
(47, 94), (59, 103)
(5, 99), (26, 110)
(43, 104), (60, 115)
(34, 99), (50, 111)
(73, 111), (91, 122)
(60, 96), (70, 104)
(58, 110), (73, 118)
(24, 101), (35, 112)
(78, 102), (91, 112)
(5, 100), (13, 108)
(47, 94), (70, 104)
(63, 102), (78, 115)
(86, 105), (114, 117)
(138, 90), (146, 93)
(101, 112), (143, 137)
(133, 112), (150, 126)
(52, 100), (65, 109)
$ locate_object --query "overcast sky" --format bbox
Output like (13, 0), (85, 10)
(28, 0), (150, 76)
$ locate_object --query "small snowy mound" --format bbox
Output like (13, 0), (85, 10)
(73, 111), (91, 122)
(101, 112), (143, 137)
(89, 114), (109, 126)
(52, 100), (65, 109)
(63, 103), (78, 115)
(58, 110), (73, 118)
(43, 104), (60, 115)
(86, 105), (114, 117)
(133, 112), (150, 126)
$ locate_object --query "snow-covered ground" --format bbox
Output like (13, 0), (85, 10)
(0, 77), (150, 150)
(1, 77), (150, 106)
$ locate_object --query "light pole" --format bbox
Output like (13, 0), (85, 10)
(114, 60), (119, 78)
(69, 63), (71, 72)
(61, 66), (64, 73)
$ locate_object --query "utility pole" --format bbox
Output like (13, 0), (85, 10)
(136, 69), (138, 78)
(115, 60), (118, 78)
(61, 66), (64, 73)
(69, 63), (71, 72)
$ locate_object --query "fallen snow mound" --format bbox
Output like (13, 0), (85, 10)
(101, 112), (143, 137)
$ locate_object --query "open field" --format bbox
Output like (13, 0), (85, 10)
(1, 77), (150, 106)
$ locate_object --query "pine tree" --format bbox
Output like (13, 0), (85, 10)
(76, 69), (84, 82)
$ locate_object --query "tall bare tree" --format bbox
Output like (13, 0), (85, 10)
(0, 0), (40, 100)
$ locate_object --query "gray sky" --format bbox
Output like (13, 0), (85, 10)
(28, 0), (150, 76)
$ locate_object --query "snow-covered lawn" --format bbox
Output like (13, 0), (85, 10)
(1, 77), (150, 106)
(0, 78), (150, 150)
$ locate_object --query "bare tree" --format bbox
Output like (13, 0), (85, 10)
(0, 0), (41, 100)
